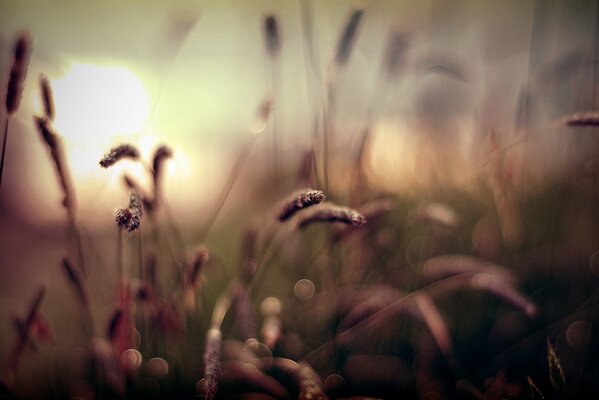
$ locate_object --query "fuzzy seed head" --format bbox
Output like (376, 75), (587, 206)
(115, 207), (141, 232)
(188, 246), (209, 287)
(334, 7), (364, 67)
(99, 144), (139, 168)
(204, 328), (222, 400)
(39, 74), (55, 121)
(264, 14), (281, 57)
(152, 145), (172, 179)
(128, 192), (144, 218)
(278, 189), (326, 221)
(564, 111), (599, 127)
(5, 32), (32, 114)
(383, 29), (409, 76)
(14, 32), (32, 64)
(298, 362), (329, 400)
(296, 203), (367, 228)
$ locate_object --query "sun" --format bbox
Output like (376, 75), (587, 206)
(52, 62), (149, 140)
(46, 62), (150, 180)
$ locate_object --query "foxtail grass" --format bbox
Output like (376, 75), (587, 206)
(263, 14), (283, 179)
(563, 111), (599, 127)
(1, 32), (32, 190)
(99, 144), (140, 168)
(295, 202), (366, 228)
(546, 339), (565, 393)
(39, 74), (54, 121)
(203, 327), (222, 400)
(151, 145), (172, 210)
(322, 5), (365, 192)
(115, 192), (144, 233)
(2, 286), (45, 389)
(277, 188), (326, 221)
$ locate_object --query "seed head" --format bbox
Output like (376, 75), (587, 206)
(278, 188), (326, 221)
(115, 207), (141, 232)
(99, 144), (139, 168)
(263, 14), (281, 57)
(39, 75), (55, 121)
(5, 32), (32, 114)
(296, 203), (367, 228)
(564, 111), (599, 127)
(334, 6), (364, 67)
(204, 328), (222, 400)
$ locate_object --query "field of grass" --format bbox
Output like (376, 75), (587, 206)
(1, 2), (598, 399)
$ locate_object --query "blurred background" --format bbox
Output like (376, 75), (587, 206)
(0, 0), (598, 398)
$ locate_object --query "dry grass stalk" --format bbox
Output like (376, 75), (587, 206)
(332, 197), (393, 242)
(383, 28), (409, 76)
(99, 144), (140, 168)
(232, 284), (256, 340)
(107, 308), (124, 344)
(563, 111), (599, 127)
(417, 273), (536, 318)
(187, 246), (209, 288)
(277, 188), (326, 221)
(338, 285), (405, 331)
(199, 98), (272, 241)
(253, 97), (274, 133)
(145, 252), (158, 293)
(295, 202), (367, 228)
(487, 131), (522, 247)
(356, 197), (394, 221)
(88, 338), (125, 396)
(61, 257), (89, 307)
(1, 32), (32, 190)
(3, 286), (46, 388)
(297, 147), (317, 185)
(410, 202), (459, 229)
(115, 192), (144, 232)
(414, 293), (453, 360)
(297, 361), (329, 400)
(546, 340), (565, 393)
(34, 116), (76, 216)
(261, 315), (282, 350)
(123, 174), (154, 213)
(421, 255), (516, 284)
(263, 14), (281, 58)
(527, 376), (545, 399)
(5, 32), (31, 115)
(151, 145), (172, 209)
(334, 6), (364, 67)
(238, 223), (259, 284)
(469, 273), (537, 317)
(203, 327), (222, 400)
(39, 74), (55, 121)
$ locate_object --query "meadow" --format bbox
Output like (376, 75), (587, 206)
(0, 1), (598, 399)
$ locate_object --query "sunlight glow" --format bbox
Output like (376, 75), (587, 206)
(53, 63), (149, 139)
(50, 62), (150, 186)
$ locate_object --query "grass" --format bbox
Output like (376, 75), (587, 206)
(1, 3), (599, 400)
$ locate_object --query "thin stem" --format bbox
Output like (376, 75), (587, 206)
(323, 81), (334, 193)
(137, 232), (144, 281)
(0, 117), (10, 190)
(270, 60), (281, 181)
(198, 136), (257, 242)
(69, 219), (86, 277)
(3, 287), (46, 385)
(117, 228), (123, 282)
